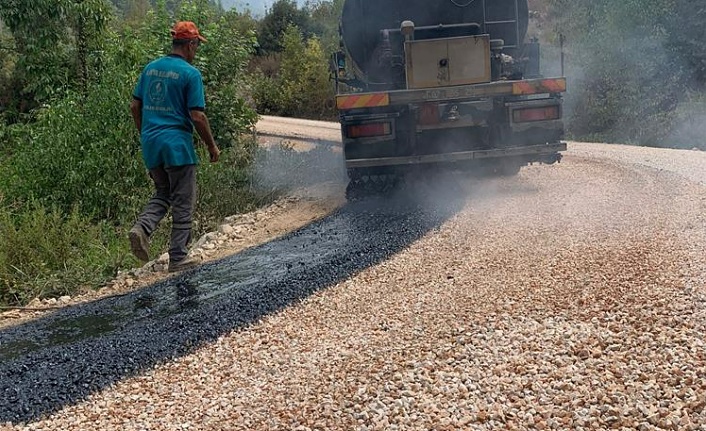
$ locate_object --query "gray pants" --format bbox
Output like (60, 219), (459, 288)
(134, 164), (196, 262)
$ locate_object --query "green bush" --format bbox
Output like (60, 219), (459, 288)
(0, 120), (24, 161)
(279, 25), (335, 119)
(178, 4), (260, 148)
(548, 0), (694, 146)
(251, 25), (336, 120)
(0, 70), (148, 222)
(0, 200), (126, 306)
(194, 137), (261, 233)
(251, 67), (286, 115)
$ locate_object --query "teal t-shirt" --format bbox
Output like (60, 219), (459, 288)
(133, 55), (206, 169)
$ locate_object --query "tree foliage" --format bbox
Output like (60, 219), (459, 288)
(0, 22), (18, 120)
(547, 0), (698, 146)
(256, 0), (312, 54)
(252, 25), (335, 119)
(177, 1), (259, 145)
(278, 25), (334, 118)
(306, 0), (344, 52)
(0, 0), (109, 104)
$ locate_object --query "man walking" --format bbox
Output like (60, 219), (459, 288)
(129, 21), (220, 273)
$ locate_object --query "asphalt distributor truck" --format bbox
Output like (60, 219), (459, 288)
(332, 0), (566, 199)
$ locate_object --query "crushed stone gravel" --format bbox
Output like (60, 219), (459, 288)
(2, 142), (706, 430)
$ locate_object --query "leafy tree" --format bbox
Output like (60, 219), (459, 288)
(123, 0), (152, 23)
(0, 0), (109, 104)
(110, 0), (191, 16)
(279, 25), (333, 117)
(225, 8), (258, 35)
(250, 0), (342, 119)
(306, 0), (344, 52)
(257, 0), (311, 54)
(0, 21), (18, 120)
(252, 24), (334, 119)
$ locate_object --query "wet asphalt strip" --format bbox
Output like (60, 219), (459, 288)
(0, 190), (465, 424)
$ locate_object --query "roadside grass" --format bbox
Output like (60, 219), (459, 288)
(0, 142), (277, 308)
(194, 138), (266, 231)
(0, 202), (127, 306)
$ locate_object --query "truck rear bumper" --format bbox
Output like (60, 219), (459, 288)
(345, 142), (567, 169)
(336, 77), (567, 109)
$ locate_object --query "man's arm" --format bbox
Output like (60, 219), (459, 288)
(130, 99), (142, 133)
(190, 109), (220, 163)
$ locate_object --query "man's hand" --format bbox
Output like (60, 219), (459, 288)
(130, 99), (142, 133)
(208, 144), (220, 163)
(190, 109), (220, 163)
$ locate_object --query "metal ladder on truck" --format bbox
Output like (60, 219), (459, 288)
(481, 0), (521, 51)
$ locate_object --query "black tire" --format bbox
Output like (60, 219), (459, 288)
(345, 173), (400, 201)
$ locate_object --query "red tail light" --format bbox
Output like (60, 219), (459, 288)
(512, 106), (560, 123)
(347, 122), (392, 138)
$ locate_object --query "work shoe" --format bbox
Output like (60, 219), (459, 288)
(168, 255), (201, 273)
(128, 226), (150, 262)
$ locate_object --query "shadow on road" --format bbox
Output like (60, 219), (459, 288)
(0, 175), (471, 424)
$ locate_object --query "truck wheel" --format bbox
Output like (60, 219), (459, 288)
(346, 178), (365, 201)
(345, 173), (399, 201)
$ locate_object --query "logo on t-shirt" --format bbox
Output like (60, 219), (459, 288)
(149, 80), (166, 104)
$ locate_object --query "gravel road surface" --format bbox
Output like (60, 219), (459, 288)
(1, 126), (705, 430)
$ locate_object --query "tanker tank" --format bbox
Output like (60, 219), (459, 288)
(340, 0), (529, 87)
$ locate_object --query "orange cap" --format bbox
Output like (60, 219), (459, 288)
(170, 21), (207, 42)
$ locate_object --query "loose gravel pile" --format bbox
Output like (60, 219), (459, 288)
(2, 143), (706, 430)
